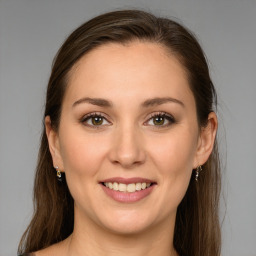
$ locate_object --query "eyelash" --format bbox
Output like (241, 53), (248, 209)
(81, 112), (109, 128)
(81, 111), (175, 129)
(145, 112), (175, 128)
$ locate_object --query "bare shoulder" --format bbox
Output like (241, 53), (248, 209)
(33, 237), (70, 256)
(33, 245), (57, 256)
(32, 244), (58, 256)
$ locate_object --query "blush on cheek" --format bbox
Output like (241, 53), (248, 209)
(63, 150), (99, 177)
(60, 131), (103, 172)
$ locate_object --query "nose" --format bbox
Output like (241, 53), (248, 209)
(108, 124), (146, 169)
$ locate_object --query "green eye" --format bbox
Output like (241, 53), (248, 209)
(153, 116), (165, 125)
(82, 113), (110, 127)
(91, 116), (104, 125)
(146, 112), (175, 127)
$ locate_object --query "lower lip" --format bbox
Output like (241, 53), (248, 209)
(100, 184), (155, 203)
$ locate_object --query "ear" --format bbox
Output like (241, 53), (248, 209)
(193, 112), (218, 168)
(45, 116), (64, 172)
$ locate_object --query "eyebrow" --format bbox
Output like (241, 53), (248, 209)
(72, 97), (184, 108)
(141, 97), (184, 108)
(72, 97), (113, 107)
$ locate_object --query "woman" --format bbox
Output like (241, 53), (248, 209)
(18, 9), (221, 256)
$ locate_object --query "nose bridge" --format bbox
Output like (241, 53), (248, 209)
(109, 121), (145, 168)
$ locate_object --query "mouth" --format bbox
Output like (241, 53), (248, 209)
(101, 181), (155, 193)
(99, 177), (157, 203)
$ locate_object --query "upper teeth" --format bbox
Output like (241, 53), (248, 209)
(104, 182), (151, 193)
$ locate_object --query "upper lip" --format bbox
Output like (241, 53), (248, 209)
(100, 177), (156, 184)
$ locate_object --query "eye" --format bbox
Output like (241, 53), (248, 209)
(145, 112), (175, 127)
(81, 112), (111, 127)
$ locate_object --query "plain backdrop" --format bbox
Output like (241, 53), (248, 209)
(0, 0), (256, 255)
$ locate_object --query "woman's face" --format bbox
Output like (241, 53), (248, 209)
(48, 41), (210, 235)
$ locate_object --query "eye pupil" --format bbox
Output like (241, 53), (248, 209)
(92, 116), (103, 125)
(153, 116), (165, 125)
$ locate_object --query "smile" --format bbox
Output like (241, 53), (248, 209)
(103, 182), (151, 193)
(100, 177), (156, 203)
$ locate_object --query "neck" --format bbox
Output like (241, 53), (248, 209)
(65, 209), (178, 256)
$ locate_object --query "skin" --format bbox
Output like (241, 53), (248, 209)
(40, 41), (217, 256)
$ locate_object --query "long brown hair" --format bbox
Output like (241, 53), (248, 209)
(18, 9), (221, 256)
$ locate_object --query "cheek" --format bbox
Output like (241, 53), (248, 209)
(150, 130), (197, 174)
(60, 134), (107, 177)
(148, 129), (197, 205)
(58, 129), (110, 212)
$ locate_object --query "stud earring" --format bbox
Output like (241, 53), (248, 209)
(55, 166), (62, 182)
(195, 165), (202, 181)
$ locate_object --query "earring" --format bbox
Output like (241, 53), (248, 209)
(55, 166), (62, 182)
(195, 165), (202, 181)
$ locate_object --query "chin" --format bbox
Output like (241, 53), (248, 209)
(95, 209), (162, 236)
(103, 221), (153, 236)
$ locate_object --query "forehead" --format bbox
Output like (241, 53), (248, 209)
(65, 41), (194, 107)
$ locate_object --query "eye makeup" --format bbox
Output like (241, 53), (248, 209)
(79, 110), (176, 129)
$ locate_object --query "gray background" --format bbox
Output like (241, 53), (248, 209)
(0, 0), (255, 255)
